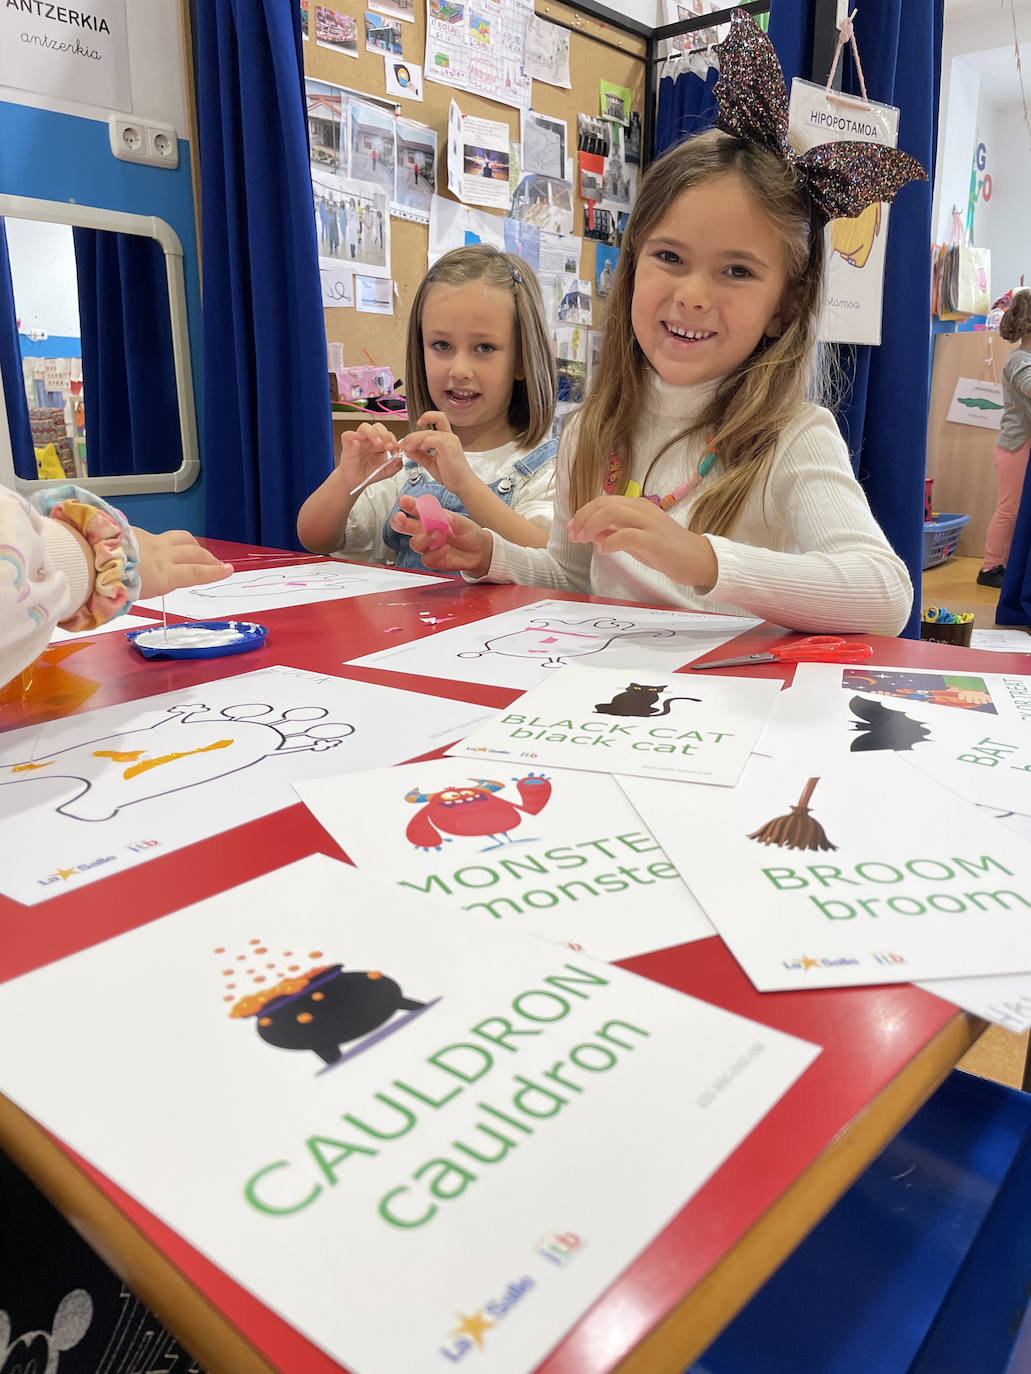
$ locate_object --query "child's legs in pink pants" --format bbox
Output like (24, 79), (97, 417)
(983, 442), (1030, 570)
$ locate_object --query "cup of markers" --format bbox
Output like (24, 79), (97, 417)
(920, 606), (974, 647)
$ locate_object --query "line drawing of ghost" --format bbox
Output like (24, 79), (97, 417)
(455, 616), (703, 670)
(186, 566), (371, 598)
(0, 701), (354, 822)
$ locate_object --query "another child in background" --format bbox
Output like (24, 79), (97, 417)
(297, 245), (558, 573)
(979, 289), (1031, 588)
(389, 14), (923, 635)
(1, 484), (232, 688)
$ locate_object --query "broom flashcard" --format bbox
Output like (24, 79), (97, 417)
(295, 759), (714, 960)
(619, 752), (1031, 991)
(446, 664), (781, 786)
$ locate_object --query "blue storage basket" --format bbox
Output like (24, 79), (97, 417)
(922, 513), (970, 570)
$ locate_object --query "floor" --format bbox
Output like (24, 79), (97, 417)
(920, 555), (1031, 1091)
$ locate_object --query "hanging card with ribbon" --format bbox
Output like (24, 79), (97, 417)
(946, 336), (1004, 429)
(787, 78), (902, 345)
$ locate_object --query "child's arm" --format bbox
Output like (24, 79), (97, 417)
(388, 497), (495, 577)
(568, 495), (719, 589)
(400, 413), (549, 548)
(296, 422), (403, 556)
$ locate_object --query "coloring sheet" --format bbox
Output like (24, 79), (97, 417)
(447, 664), (781, 786)
(48, 612), (157, 644)
(619, 752), (1031, 991)
(757, 663), (1031, 815)
(0, 854), (819, 1374)
(135, 562), (445, 617)
(349, 598), (761, 689)
(0, 666), (492, 906)
(294, 759), (714, 961)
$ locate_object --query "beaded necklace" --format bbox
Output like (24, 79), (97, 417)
(603, 443), (718, 511)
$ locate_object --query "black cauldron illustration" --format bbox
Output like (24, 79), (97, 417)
(235, 964), (426, 1067)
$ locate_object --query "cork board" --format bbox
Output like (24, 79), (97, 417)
(925, 331), (1016, 559)
(302, 2), (647, 381)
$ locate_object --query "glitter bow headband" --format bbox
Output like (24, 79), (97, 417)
(713, 11), (927, 223)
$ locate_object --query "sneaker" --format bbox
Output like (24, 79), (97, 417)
(977, 565), (1005, 588)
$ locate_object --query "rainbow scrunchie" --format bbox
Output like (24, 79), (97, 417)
(34, 485), (141, 631)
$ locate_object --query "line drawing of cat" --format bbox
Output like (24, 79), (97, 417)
(594, 682), (701, 717)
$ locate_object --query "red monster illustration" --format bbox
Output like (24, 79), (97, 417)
(404, 774), (552, 851)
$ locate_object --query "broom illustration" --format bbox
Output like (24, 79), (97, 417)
(747, 777), (836, 852)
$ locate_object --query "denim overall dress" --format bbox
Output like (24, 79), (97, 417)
(382, 437), (559, 573)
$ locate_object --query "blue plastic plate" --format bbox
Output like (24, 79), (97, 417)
(125, 619), (269, 660)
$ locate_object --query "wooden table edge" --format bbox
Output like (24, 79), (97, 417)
(612, 1008), (986, 1374)
(0, 1009), (984, 1374)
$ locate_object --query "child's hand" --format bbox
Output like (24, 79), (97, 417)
(567, 495), (719, 591)
(399, 413), (473, 496)
(389, 494), (494, 576)
(338, 422), (402, 490)
(133, 529), (234, 599)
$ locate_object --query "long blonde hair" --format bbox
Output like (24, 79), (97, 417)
(570, 130), (828, 537)
(404, 245), (557, 448)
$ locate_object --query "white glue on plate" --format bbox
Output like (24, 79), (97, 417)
(126, 619), (268, 660)
(133, 624), (250, 649)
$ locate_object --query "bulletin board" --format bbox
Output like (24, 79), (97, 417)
(302, 1), (647, 381)
(925, 330), (1017, 559)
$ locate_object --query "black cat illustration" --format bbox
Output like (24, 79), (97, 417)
(594, 682), (701, 717)
(848, 696), (932, 752)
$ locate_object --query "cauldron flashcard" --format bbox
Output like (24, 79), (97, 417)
(294, 759), (714, 960)
(757, 664), (1031, 815)
(134, 560), (446, 617)
(350, 598), (761, 690)
(0, 665), (492, 906)
(619, 753), (1031, 991)
(0, 854), (818, 1374)
(446, 664), (781, 785)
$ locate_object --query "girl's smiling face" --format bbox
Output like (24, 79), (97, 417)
(631, 173), (791, 388)
(420, 281), (522, 450)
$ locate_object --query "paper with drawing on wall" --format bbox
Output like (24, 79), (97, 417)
(446, 664), (781, 786)
(428, 193), (505, 266)
(295, 759), (714, 960)
(0, 665), (492, 906)
(135, 561), (445, 618)
(448, 100), (513, 210)
(350, 599), (761, 690)
(0, 852), (818, 1374)
(619, 752), (1031, 991)
(946, 377), (1004, 429)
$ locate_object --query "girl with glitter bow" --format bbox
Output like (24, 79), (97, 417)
(388, 11), (926, 635)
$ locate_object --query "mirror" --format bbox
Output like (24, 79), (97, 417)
(0, 195), (199, 498)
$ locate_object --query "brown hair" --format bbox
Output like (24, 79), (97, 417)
(404, 244), (557, 448)
(1000, 289), (1031, 343)
(569, 129), (827, 537)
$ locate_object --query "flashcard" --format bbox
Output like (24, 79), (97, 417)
(349, 598), (761, 690)
(135, 561), (445, 617)
(757, 663), (1031, 815)
(294, 759), (714, 960)
(447, 664), (781, 785)
(619, 752), (1031, 991)
(0, 666), (491, 906)
(0, 854), (819, 1374)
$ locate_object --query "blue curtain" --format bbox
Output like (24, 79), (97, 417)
(194, 0), (332, 550)
(0, 219), (35, 480)
(72, 228), (182, 477)
(656, 63), (719, 153)
(771, 0), (944, 639)
(994, 459), (1031, 626)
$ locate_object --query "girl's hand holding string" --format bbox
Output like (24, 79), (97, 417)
(338, 421), (403, 494)
(568, 495), (719, 592)
(398, 412), (474, 498)
(133, 528), (234, 599)
(389, 494), (494, 577)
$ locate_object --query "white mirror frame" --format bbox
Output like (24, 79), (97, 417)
(0, 194), (199, 497)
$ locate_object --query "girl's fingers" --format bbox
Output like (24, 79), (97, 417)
(416, 410), (452, 434)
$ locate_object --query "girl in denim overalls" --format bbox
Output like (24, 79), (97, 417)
(297, 245), (559, 573)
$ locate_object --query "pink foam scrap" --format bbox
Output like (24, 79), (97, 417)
(413, 493), (452, 550)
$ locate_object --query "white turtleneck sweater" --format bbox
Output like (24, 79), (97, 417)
(479, 374), (913, 635)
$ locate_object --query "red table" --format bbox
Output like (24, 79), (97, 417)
(0, 542), (1011, 1374)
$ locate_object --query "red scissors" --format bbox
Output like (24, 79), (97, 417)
(689, 634), (874, 670)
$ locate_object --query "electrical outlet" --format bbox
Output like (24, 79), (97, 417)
(108, 116), (179, 169)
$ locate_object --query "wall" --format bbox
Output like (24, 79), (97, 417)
(0, 0), (200, 530)
(972, 100), (1028, 297)
(6, 220), (80, 340)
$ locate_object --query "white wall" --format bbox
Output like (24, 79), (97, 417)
(0, 0), (187, 133)
(974, 100), (1030, 297)
(5, 220), (80, 338)
(933, 57), (980, 243)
